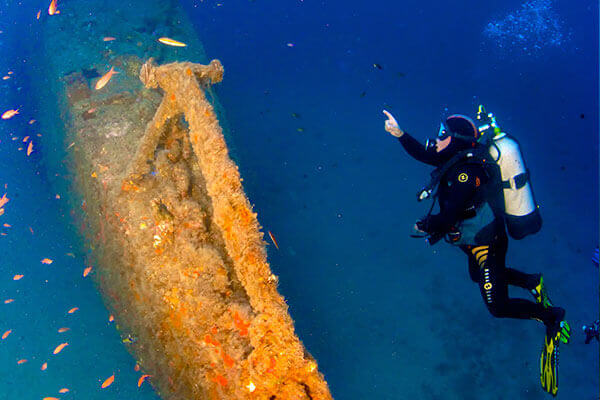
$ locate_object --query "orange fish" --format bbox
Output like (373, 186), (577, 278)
(36, 10), (41, 19)
(48, 0), (60, 15)
(22, 136), (29, 142)
(53, 342), (68, 355)
(137, 374), (151, 387)
(26, 141), (33, 156)
(43, 398), (59, 400)
(103, 37), (116, 41)
(41, 362), (47, 370)
(158, 37), (187, 47)
(134, 363), (140, 371)
(58, 388), (69, 393)
(57, 327), (69, 333)
(13, 274), (23, 280)
(2, 76), (9, 80)
(3, 223), (10, 227)
(28, 119), (35, 124)
(67, 307), (78, 314)
(4, 299), (14, 304)
(65, 252), (75, 257)
(109, 315), (114, 322)
(41, 258), (53, 264)
(17, 359), (27, 364)
(268, 230), (279, 250)
(83, 266), (92, 277)
(2, 329), (12, 339)
(95, 66), (119, 90)
(101, 374), (115, 388)
(1, 109), (19, 119)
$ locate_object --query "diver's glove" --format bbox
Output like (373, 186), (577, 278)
(540, 310), (571, 397)
(415, 219), (428, 233)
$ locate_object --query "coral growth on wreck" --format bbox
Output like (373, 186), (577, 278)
(63, 57), (332, 400)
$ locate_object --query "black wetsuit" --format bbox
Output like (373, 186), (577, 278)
(399, 133), (558, 326)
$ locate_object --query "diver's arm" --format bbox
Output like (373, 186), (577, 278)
(383, 109), (438, 165)
(397, 133), (438, 165)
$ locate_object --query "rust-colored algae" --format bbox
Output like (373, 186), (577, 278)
(65, 57), (332, 399)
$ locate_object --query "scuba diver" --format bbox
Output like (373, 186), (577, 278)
(383, 107), (571, 397)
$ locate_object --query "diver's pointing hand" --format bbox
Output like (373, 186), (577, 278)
(383, 110), (404, 137)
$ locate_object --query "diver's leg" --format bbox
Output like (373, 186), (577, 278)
(460, 245), (480, 283)
(471, 234), (560, 326)
(487, 231), (552, 306)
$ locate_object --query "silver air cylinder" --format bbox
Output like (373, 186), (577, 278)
(489, 133), (542, 239)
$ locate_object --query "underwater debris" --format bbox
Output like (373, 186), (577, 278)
(56, 56), (334, 399)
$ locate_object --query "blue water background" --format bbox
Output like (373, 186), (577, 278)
(0, 0), (597, 399)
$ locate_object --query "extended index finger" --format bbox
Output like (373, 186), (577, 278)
(382, 109), (397, 124)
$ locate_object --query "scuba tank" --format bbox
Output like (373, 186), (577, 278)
(476, 105), (542, 239)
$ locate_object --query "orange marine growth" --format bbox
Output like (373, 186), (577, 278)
(231, 310), (250, 336)
(221, 350), (235, 368)
(211, 373), (227, 387)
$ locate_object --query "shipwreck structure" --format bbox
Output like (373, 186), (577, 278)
(32, 1), (333, 398)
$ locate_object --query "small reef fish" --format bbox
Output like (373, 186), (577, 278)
(134, 364), (140, 371)
(101, 374), (115, 388)
(17, 359), (27, 364)
(58, 388), (69, 393)
(0, 193), (8, 208)
(41, 362), (47, 370)
(41, 258), (53, 264)
(109, 314), (114, 322)
(3, 223), (10, 227)
(1, 109), (19, 119)
(2, 76), (9, 80)
(67, 307), (78, 314)
(103, 37), (116, 41)
(268, 230), (279, 250)
(138, 374), (151, 387)
(4, 299), (14, 304)
(122, 334), (137, 344)
(28, 119), (35, 124)
(83, 266), (92, 277)
(158, 37), (187, 47)
(53, 342), (68, 354)
(43, 398), (59, 400)
(23, 136), (29, 142)
(13, 274), (23, 280)
(48, 0), (60, 15)
(58, 327), (69, 333)
(2, 329), (12, 339)
(95, 66), (119, 90)
(26, 141), (33, 156)
(36, 10), (41, 20)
